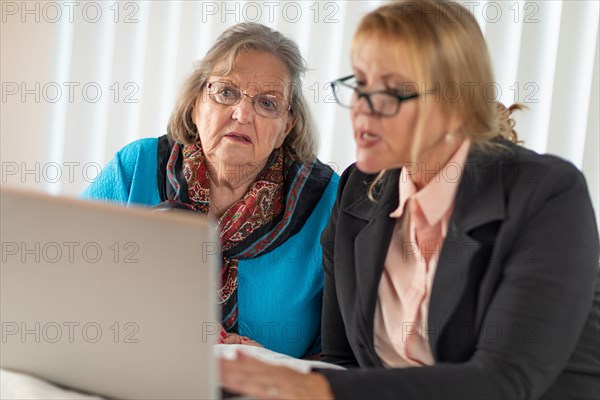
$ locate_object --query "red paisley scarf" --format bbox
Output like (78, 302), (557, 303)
(181, 144), (286, 330)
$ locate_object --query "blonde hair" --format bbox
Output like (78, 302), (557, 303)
(353, 0), (524, 199)
(167, 23), (318, 163)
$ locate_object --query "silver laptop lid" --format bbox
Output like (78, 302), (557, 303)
(1, 187), (220, 399)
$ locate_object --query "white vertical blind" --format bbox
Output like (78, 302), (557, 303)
(1, 0), (598, 226)
(104, 2), (150, 151)
(546, 0), (599, 166)
(46, 15), (74, 195)
(512, 0), (562, 152)
(582, 26), (600, 228)
(484, 1), (525, 107)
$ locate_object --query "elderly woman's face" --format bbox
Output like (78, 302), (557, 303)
(350, 39), (453, 174)
(193, 50), (295, 177)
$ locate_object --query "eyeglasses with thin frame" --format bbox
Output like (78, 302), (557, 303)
(330, 75), (434, 117)
(205, 81), (292, 118)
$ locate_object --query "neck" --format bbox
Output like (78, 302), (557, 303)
(205, 160), (265, 219)
(411, 135), (465, 191)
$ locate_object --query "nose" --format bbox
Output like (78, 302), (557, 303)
(231, 95), (255, 124)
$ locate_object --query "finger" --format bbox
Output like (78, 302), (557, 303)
(220, 359), (258, 387)
(219, 324), (227, 344)
(220, 359), (275, 399)
(224, 333), (244, 344)
(227, 352), (281, 380)
(226, 333), (263, 347)
(236, 349), (261, 362)
(221, 354), (268, 377)
(240, 337), (263, 347)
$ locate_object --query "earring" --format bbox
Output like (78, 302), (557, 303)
(445, 132), (455, 144)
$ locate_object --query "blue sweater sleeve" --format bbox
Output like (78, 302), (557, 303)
(81, 138), (160, 207)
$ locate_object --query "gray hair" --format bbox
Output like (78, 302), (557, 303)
(167, 22), (318, 163)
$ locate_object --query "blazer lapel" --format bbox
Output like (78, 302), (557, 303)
(428, 146), (509, 359)
(343, 171), (400, 348)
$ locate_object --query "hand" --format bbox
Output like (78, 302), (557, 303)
(224, 332), (263, 347)
(217, 323), (263, 347)
(220, 350), (334, 399)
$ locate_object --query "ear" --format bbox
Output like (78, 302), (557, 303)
(285, 113), (297, 135)
(447, 113), (463, 133)
(191, 95), (200, 121)
(275, 114), (297, 148)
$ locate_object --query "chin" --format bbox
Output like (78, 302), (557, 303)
(355, 156), (385, 175)
(217, 151), (254, 168)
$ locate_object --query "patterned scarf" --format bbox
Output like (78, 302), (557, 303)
(182, 144), (286, 330)
(155, 134), (334, 333)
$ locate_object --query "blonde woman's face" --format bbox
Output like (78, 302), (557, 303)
(193, 50), (295, 176)
(350, 39), (452, 174)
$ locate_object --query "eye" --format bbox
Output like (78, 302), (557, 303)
(210, 83), (240, 104)
(387, 82), (418, 97)
(257, 95), (278, 111)
(350, 78), (365, 89)
(386, 90), (418, 100)
(385, 88), (405, 97)
(219, 86), (238, 98)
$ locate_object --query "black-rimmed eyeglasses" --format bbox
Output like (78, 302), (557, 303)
(205, 81), (292, 118)
(330, 75), (431, 117)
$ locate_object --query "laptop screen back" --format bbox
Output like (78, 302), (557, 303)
(1, 187), (220, 399)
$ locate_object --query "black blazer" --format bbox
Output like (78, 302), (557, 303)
(319, 140), (600, 399)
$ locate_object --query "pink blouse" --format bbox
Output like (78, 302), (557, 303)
(374, 139), (471, 367)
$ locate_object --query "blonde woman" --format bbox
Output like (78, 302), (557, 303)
(220, 2), (599, 398)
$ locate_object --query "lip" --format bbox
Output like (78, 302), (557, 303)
(355, 129), (382, 148)
(224, 132), (252, 144)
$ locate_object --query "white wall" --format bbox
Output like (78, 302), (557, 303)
(1, 0), (598, 227)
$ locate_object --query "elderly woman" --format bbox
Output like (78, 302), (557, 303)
(221, 2), (600, 399)
(82, 23), (339, 358)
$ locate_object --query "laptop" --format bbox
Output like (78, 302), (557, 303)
(0, 186), (220, 399)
